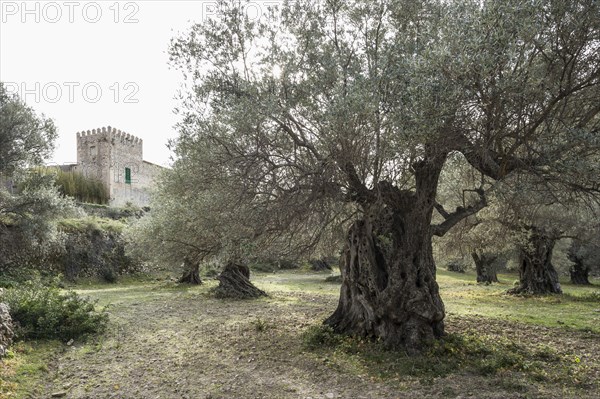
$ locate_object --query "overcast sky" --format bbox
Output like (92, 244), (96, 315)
(0, 1), (278, 167)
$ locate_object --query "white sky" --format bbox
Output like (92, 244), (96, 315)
(0, 0), (279, 167)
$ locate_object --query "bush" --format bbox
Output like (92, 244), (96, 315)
(302, 325), (343, 349)
(52, 168), (109, 205)
(446, 259), (468, 273)
(57, 217), (143, 282)
(2, 277), (109, 341)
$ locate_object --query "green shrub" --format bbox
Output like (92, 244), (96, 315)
(302, 325), (343, 349)
(98, 264), (118, 283)
(249, 260), (278, 273)
(249, 258), (300, 273)
(0, 268), (31, 288)
(446, 259), (468, 273)
(56, 217), (142, 282)
(2, 277), (109, 341)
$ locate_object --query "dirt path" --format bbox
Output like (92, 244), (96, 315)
(39, 275), (600, 399)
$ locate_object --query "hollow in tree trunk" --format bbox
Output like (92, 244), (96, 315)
(567, 241), (590, 285)
(509, 227), (562, 295)
(213, 262), (267, 299)
(471, 252), (498, 284)
(325, 179), (445, 354)
(178, 257), (202, 285)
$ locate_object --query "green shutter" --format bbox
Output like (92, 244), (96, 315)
(125, 167), (131, 184)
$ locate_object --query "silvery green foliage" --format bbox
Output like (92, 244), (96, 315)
(164, 0), (600, 259)
(0, 173), (76, 272)
(0, 82), (73, 272)
(124, 167), (253, 270)
(435, 156), (600, 265)
(0, 83), (57, 175)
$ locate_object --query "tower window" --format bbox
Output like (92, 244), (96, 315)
(125, 167), (131, 184)
(90, 146), (97, 157)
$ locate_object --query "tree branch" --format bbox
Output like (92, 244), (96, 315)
(431, 189), (487, 237)
(341, 161), (374, 205)
(433, 201), (451, 219)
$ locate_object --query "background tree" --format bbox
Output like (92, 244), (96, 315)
(125, 161), (268, 296)
(167, 0), (600, 351)
(0, 82), (73, 278)
(436, 152), (600, 291)
(434, 154), (511, 284)
(490, 175), (600, 295)
(566, 222), (600, 285)
(0, 83), (57, 176)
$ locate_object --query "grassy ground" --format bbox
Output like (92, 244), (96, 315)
(1, 270), (599, 398)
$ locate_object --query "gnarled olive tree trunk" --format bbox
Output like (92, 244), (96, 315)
(569, 262), (590, 285)
(325, 212), (444, 354)
(326, 157), (452, 354)
(178, 257), (202, 285)
(509, 228), (562, 295)
(471, 252), (498, 284)
(214, 262), (267, 299)
(567, 240), (591, 285)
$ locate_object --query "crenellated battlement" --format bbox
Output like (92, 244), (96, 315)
(76, 126), (143, 145)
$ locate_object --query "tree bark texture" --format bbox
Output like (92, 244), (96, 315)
(569, 262), (591, 285)
(214, 262), (267, 299)
(471, 252), (499, 284)
(567, 240), (591, 285)
(326, 157), (448, 354)
(178, 258), (202, 285)
(509, 228), (562, 295)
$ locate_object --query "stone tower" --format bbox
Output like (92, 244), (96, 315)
(74, 126), (162, 207)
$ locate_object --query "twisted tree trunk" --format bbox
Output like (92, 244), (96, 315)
(509, 228), (562, 295)
(214, 262), (267, 299)
(567, 241), (591, 285)
(178, 258), (202, 285)
(471, 252), (499, 284)
(325, 214), (445, 354)
(569, 262), (590, 285)
(326, 157), (450, 354)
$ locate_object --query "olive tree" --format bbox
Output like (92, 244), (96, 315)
(433, 154), (511, 284)
(567, 227), (600, 285)
(0, 83), (56, 176)
(439, 169), (600, 293)
(126, 157), (269, 296)
(168, 0), (600, 351)
(0, 83), (73, 274)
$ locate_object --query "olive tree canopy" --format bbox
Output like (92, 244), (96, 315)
(167, 0), (600, 351)
(0, 83), (57, 175)
(0, 82), (73, 273)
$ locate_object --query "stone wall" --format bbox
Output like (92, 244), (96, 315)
(109, 160), (163, 207)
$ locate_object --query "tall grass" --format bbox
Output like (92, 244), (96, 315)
(36, 167), (109, 204)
